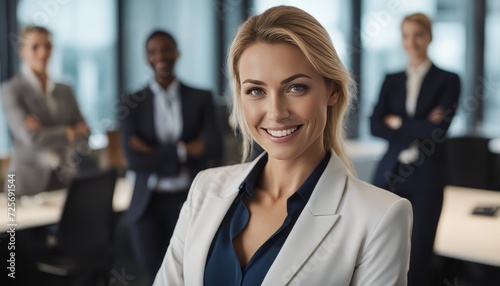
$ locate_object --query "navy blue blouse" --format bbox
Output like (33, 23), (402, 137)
(204, 152), (331, 286)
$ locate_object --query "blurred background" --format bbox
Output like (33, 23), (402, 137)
(0, 0), (499, 285)
(1, 0), (499, 152)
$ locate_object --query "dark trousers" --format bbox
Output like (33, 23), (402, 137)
(391, 162), (444, 286)
(128, 190), (188, 282)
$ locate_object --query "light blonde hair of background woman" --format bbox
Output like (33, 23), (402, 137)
(228, 5), (356, 173)
(401, 12), (433, 40)
(20, 25), (52, 44)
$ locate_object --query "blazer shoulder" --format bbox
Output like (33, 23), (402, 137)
(53, 83), (75, 96)
(1, 75), (25, 94)
(384, 71), (406, 81)
(432, 65), (460, 80)
(345, 175), (412, 218)
(180, 83), (212, 97)
(54, 82), (73, 90)
(195, 163), (251, 186)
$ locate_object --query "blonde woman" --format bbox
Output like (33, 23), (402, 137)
(371, 13), (460, 286)
(1, 26), (88, 195)
(155, 6), (412, 286)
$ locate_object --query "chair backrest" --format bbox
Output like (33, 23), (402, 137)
(56, 168), (118, 256)
(447, 136), (494, 190)
(490, 139), (500, 191)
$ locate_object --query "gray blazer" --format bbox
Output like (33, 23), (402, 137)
(1, 73), (87, 195)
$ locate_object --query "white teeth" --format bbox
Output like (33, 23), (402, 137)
(266, 127), (298, 138)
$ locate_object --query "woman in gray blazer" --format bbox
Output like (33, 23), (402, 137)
(154, 6), (412, 286)
(1, 26), (88, 196)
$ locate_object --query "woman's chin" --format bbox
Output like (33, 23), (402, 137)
(30, 65), (47, 74)
(265, 148), (300, 162)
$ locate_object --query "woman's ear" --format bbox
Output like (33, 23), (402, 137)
(327, 82), (339, 106)
(328, 92), (340, 106)
(18, 45), (26, 60)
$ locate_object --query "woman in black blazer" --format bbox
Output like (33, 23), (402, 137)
(370, 13), (460, 286)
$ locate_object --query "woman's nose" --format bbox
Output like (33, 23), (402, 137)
(267, 94), (290, 122)
(38, 47), (51, 60)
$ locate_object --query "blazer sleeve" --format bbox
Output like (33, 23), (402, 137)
(65, 85), (89, 145)
(398, 73), (460, 140)
(350, 198), (413, 286)
(66, 85), (86, 125)
(370, 75), (402, 142)
(1, 81), (70, 150)
(118, 92), (178, 175)
(153, 170), (204, 286)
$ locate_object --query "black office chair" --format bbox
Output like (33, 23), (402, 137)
(35, 168), (118, 285)
(447, 136), (495, 190)
(490, 139), (500, 191)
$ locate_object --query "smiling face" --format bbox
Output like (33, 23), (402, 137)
(402, 20), (431, 61)
(146, 34), (179, 79)
(238, 42), (337, 162)
(19, 31), (52, 75)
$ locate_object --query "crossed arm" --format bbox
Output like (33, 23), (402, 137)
(370, 73), (460, 143)
(1, 83), (88, 149)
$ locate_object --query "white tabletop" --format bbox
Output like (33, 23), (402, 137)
(0, 178), (133, 232)
(434, 185), (500, 266)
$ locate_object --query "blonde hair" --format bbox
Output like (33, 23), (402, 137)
(402, 13), (433, 40)
(19, 25), (51, 46)
(228, 5), (355, 173)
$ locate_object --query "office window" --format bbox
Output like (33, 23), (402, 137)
(16, 0), (118, 141)
(483, 0), (500, 136)
(359, 0), (469, 140)
(0, 92), (8, 156)
(253, 0), (352, 68)
(0, 2), (14, 156)
(122, 0), (217, 96)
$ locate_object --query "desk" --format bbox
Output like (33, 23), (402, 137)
(434, 186), (500, 267)
(0, 178), (133, 232)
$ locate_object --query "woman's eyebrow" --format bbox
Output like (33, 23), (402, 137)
(241, 73), (312, 86)
(242, 79), (266, 85)
(281, 73), (312, 84)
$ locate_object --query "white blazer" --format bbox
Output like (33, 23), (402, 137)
(154, 152), (413, 286)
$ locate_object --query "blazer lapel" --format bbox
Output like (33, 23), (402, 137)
(141, 87), (159, 142)
(415, 65), (439, 117)
(19, 76), (53, 123)
(394, 72), (408, 118)
(262, 153), (348, 286)
(184, 154), (265, 285)
(179, 83), (189, 139)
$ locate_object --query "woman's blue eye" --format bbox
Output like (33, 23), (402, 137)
(246, 88), (264, 96)
(289, 84), (307, 93)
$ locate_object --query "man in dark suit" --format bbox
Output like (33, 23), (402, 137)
(118, 30), (224, 281)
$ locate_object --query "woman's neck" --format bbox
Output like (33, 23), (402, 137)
(259, 147), (327, 201)
(32, 69), (48, 95)
(409, 55), (429, 67)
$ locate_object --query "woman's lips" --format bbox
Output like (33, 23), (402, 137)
(263, 125), (302, 142)
(265, 126), (299, 138)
